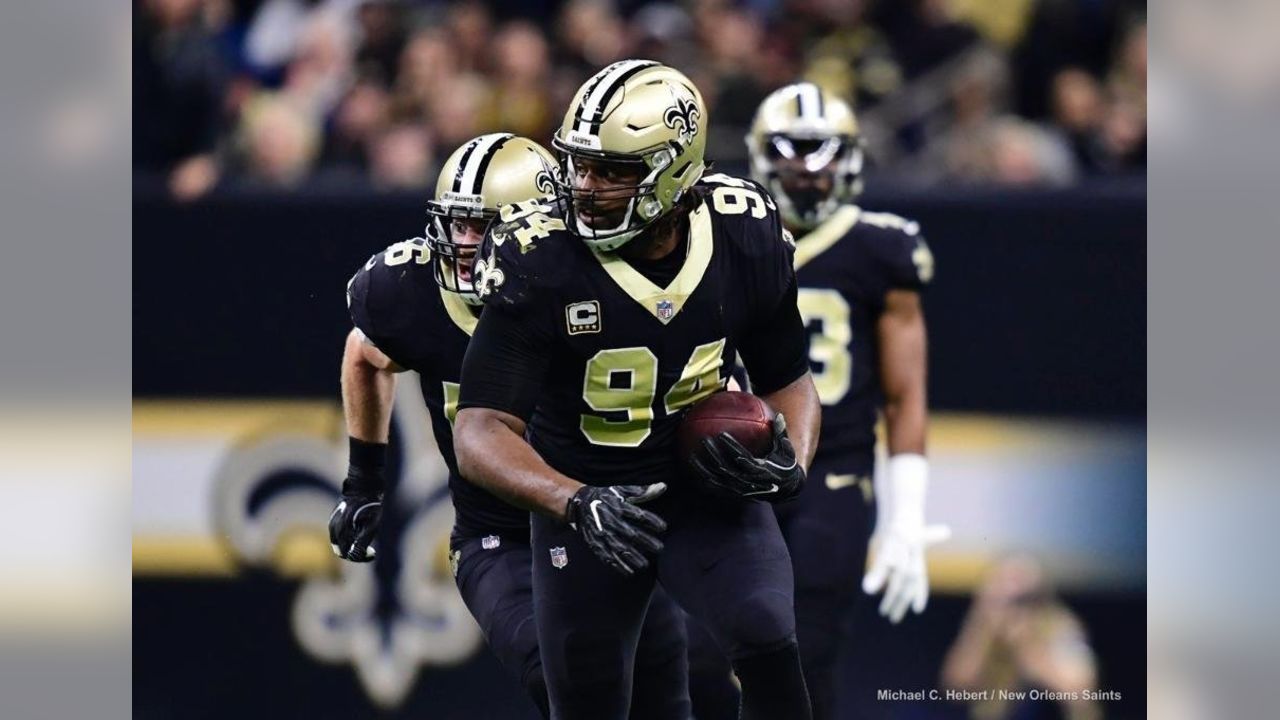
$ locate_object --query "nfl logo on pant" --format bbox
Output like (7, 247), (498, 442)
(550, 546), (568, 569)
(481, 534), (501, 550)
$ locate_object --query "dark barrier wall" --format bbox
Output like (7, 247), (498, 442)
(133, 179), (1145, 418)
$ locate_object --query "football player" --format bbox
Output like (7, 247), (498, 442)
(328, 133), (688, 719)
(454, 61), (821, 720)
(742, 82), (950, 719)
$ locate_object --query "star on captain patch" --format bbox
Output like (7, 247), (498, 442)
(656, 299), (675, 321)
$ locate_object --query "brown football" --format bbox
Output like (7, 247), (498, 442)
(676, 391), (776, 469)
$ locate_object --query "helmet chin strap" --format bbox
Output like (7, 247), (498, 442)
(573, 196), (643, 251)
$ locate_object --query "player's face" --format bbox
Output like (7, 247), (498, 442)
(766, 135), (849, 215)
(448, 217), (489, 281)
(569, 157), (646, 229)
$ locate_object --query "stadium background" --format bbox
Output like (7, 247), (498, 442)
(133, 0), (1146, 718)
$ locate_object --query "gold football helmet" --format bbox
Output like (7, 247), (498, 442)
(746, 83), (864, 229)
(425, 133), (559, 304)
(552, 60), (707, 251)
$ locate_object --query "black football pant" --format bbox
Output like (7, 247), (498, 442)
(532, 488), (812, 720)
(452, 529), (688, 719)
(687, 450), (875, 720)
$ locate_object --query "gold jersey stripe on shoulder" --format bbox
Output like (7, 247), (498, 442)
(589, 203), (715, 325)
(793, 205), (861, 270)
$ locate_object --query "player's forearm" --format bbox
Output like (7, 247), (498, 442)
(883, 389), (927, 456)
(454, 408), (583, 521)
(878, 289), (928, 456)
(341, 330), (397, 443)
(761, 372), (821, 471)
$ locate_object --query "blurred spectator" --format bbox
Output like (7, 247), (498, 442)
(693, 4), (769, 164)
(448, 2), (495, 75)
(1101, 19), (1146, 170)
(280, 8), (354, 117)
(367, 122), (435, 189)
(986, 117), (1076, 185)
(942, 555), (1101, 720)
(321, 80), (392, 173)
(555, 0), (628, 78)
(236, 93), (321, 187)
(487, 22), (555, 141)
(396, 28), (459, 115)
(243, 0), (361, 77)
(135, 0), (229, 200)
(428, 74), (492, 158)
(630, 3), (697, 71)
(1049, 68), (1108, 174)
(946, 0), (1036, 49)
(353, 0), (408, 87)
(878, 0), (981, 79)
(802, 0), (903, 110)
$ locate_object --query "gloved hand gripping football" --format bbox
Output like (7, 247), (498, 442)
(689, 414), (806, 502)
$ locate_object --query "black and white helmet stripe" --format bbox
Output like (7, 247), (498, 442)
(794, 82), (824, 121)
(574, 59), (658, 136)
(453, 133), (513, 196)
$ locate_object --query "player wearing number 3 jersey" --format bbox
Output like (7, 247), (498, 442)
(745, 83), (949, 720)
(454, 61), (821, 720)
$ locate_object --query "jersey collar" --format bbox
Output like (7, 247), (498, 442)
(588, 203), (715, 325)
(439, 285), (479, 336)
(793, 205), (861, 270)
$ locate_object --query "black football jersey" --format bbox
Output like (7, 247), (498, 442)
(790, 206), (934, 458)
(346, 237), (528, 536)
(458, 174), (809, 488)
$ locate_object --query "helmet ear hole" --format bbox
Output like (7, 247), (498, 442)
(670, 161), (693, 182)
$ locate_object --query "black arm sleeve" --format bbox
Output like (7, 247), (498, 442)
(457, 301), (556, 421)
(736, 277), (810, 395)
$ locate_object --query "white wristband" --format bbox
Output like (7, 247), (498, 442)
(886, 453), (929, 528)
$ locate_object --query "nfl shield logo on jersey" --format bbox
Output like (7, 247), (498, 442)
(656, 299), (675, 321)
(550, 546), (569, 569)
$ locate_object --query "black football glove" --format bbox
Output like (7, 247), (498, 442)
(691, 414), (806, 503)
(328, 453), (384, 563)
(565, 484), (668, 576)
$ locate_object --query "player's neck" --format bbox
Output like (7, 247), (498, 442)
(618, 209), (688, 262)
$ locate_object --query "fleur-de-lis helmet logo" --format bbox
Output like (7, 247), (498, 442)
(663, 96), (701, 143)
(533, 151), (560, 196)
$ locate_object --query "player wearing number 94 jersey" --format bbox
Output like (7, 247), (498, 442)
(332, 133), (688, 719)
(455, 61), (822, 720)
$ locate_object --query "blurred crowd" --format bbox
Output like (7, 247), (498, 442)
(135, 0), (1147, 200)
